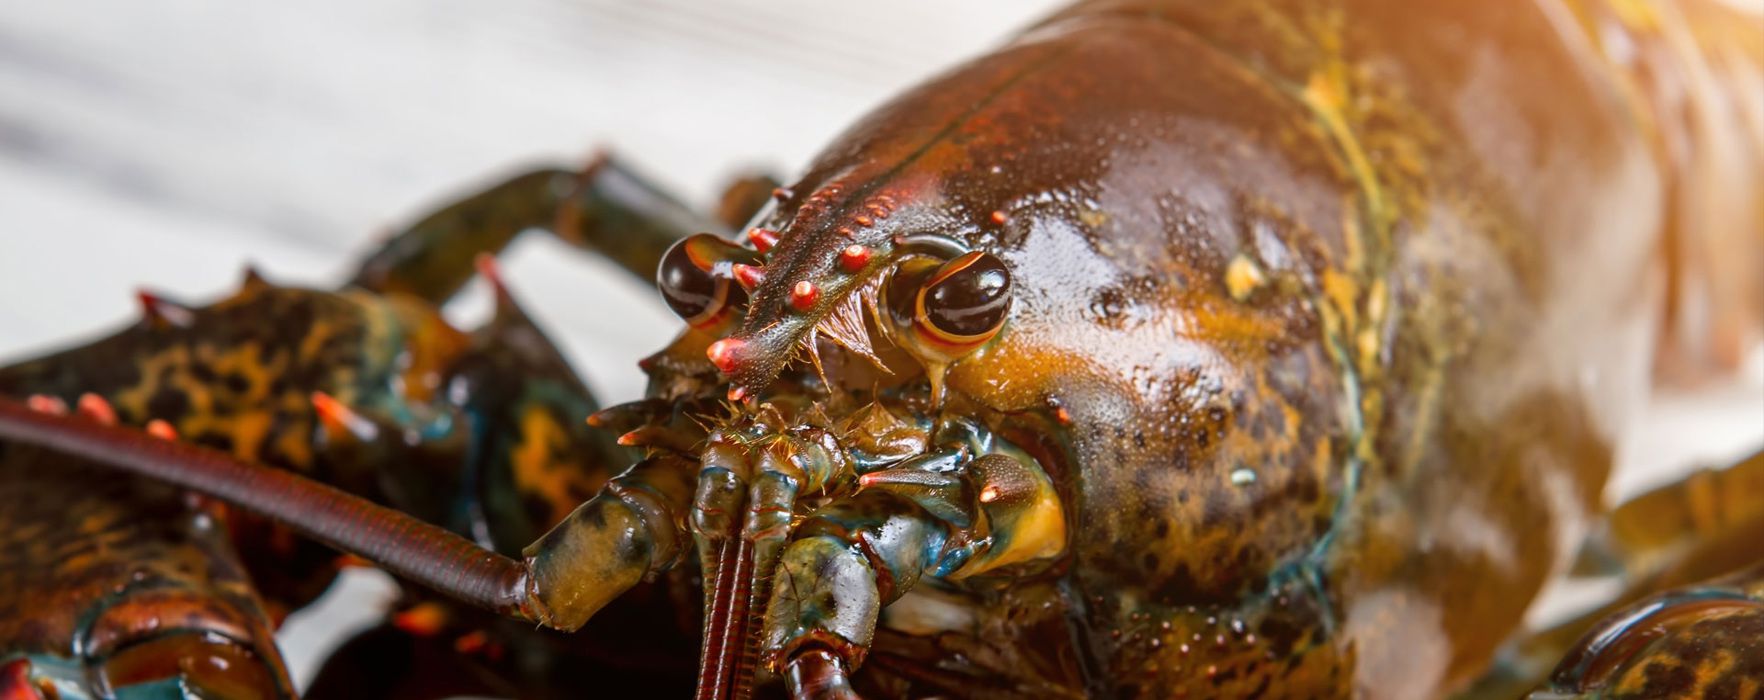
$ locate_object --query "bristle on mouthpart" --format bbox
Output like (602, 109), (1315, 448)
(812, 274), (887, 371)
(799, 334), (828, 387)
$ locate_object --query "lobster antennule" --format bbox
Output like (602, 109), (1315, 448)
(697, 538), (759, 700)
(0, 396), (536, 620)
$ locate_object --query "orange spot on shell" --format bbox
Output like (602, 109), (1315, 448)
(706, 338), (745, 374)
(27, 395), (68, 416)
(839, 245), (871, 272)
(145, 419), (178, 440)
(393, 603), (449, 637)
(77, 393), (117, 425)
(310, 391), (366, 440)
(789, 281), (819, 311)
(732, 263), (766, 291)
(616, 429), (647, 447)
(452, 630), (494, 656)
(990, 210), (1009, 225)
(747, 227), (780, 252)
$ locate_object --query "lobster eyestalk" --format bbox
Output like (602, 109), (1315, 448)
(0, 396), (692, 633)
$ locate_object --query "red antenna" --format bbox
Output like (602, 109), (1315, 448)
(0, 397), (533, 620)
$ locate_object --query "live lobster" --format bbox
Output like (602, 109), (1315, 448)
(2, 0), (1762, 698)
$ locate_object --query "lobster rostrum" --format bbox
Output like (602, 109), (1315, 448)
(3, 0), (1764, 698)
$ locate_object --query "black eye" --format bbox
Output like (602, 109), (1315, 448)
(657, 233), (748, 327)
(919, 251), (1011, 342)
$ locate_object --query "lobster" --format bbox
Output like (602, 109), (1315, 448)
(2, 0), (1762, 697)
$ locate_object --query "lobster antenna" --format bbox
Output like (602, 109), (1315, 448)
(0, 397), (533, 620)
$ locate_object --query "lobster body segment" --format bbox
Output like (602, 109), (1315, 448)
(0, 444), (295, 699)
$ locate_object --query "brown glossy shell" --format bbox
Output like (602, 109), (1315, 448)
(707, 0), (1761, 696)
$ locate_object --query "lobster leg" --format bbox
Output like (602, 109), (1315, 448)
(348, 153), (756, 303)
(686, 415), (857, 700)
(1534, 560), (1764, 699)
(1573, 448), (1764, 584)
(1462, 448), (1764, 699)
(759, 438), (1070, 699)
(763, 491), (949, 700)
(0, 439), (294, 699)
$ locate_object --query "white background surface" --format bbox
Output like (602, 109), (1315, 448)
(0, 1), (1758, 692)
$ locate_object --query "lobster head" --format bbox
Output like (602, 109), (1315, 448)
(573, 147), (1085, 698)
(651, 186), (1014, 406)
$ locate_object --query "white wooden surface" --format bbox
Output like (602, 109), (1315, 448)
(0, 1), (1758, 692)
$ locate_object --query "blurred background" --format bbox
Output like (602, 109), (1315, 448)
(0, 0), (1758, 693)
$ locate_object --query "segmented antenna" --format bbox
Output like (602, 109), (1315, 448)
(0, 397), (533, 620)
